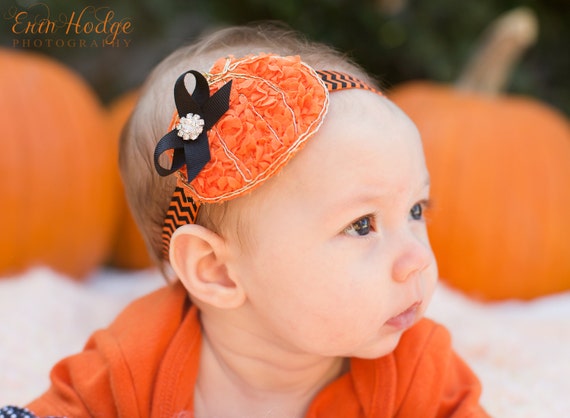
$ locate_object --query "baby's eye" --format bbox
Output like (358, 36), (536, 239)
(410, 201), (428, 221)
(344, 216), (373, 237)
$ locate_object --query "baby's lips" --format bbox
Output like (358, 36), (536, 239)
(386, 301), (422, 329)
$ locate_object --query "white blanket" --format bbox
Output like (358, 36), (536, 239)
(1, 268), (569, 416)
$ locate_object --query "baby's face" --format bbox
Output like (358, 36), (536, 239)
(227, 90), (438, 359)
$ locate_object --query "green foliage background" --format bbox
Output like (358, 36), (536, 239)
(1, 0), (568, 114)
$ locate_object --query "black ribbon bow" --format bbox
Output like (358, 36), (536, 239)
(154, 70), (232, 182)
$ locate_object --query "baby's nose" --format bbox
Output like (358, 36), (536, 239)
(391, 235), (434, 283)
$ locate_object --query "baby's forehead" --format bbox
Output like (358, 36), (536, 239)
(327, 87), (394, 116)
(267, 92), (423, 192)
(311, 90), (412, 148)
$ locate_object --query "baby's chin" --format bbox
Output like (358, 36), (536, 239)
(353, 310), (430, 360)
(341, 330), (409, 361)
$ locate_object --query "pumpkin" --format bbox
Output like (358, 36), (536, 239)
(106, 91), (153, 270)
(0, 48), (120, 279)
(390, 8), (570, 300)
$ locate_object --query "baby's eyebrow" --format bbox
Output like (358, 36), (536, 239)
(325, 174), (431, 217)
(413, 175), (431, 199)
(319, 187), (391, 223)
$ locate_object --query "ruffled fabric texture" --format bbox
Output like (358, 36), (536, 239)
(175, 54), (329, 203)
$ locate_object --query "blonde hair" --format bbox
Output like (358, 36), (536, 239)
(119, 23), (378, 276)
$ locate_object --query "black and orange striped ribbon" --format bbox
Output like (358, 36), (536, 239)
(316, 70), (382, 95)
(161, 184), (200, 258)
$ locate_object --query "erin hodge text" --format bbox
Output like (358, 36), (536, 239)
(6, 3), (133, 48)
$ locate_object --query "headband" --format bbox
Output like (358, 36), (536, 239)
(154, 53), (381, 259)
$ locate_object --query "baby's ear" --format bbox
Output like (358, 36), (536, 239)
(169, 224), (245, 309)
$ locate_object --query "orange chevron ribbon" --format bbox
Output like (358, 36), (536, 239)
(316, 70), (381, 95)
(161, 181), (201, 258)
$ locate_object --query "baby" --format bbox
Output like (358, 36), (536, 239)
(7, 24), (488, 417)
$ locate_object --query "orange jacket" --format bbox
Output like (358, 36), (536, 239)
(28, 283), (489, 417)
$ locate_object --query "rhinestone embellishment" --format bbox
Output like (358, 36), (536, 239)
(176, 113), (205, 140)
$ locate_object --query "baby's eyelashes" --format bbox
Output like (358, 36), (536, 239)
(409, 199), (431, 222)
(344, 215), (375, 237)
(343, 199), (431, 237)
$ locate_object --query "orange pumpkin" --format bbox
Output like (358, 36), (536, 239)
(390, 8), (570, 300)
(0, 48), (120, 279)
(106, 91), (153, 270)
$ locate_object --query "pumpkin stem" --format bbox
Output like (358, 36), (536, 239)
(376, 0), (408, 15)
(455, 7), (538, 94)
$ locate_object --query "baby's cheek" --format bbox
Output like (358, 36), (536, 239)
(424, 262), (439, 302)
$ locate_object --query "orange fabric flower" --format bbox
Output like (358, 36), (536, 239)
(174, 54), (329, 203)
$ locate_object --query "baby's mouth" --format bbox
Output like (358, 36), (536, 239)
(385, 301), (422, 329)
